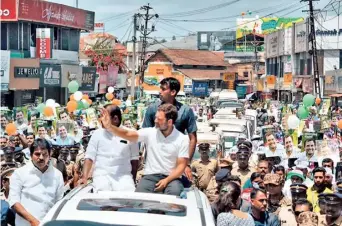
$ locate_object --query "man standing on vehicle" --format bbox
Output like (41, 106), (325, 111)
(101, 104), (189, 196)
(143, 77), (197, 183)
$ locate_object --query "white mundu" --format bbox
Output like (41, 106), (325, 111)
(85, 128), (138, 191)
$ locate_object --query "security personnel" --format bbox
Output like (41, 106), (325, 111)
(231, 149), (254, 187)
(1, 147), (19, 171)
(278, 183), (308, 226)
(191, 143), (218, 191)
(336, 179), (342, 194)
(321, 193), (342, 226)
(205, 158), (233, 202)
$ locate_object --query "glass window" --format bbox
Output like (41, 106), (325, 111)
(1, 23), (7, 50)
(69, 29), (80, 51)
(8, 23), (19, 50)
(77, 199), (187, 217)
(61, 28), (69, 50)
(340, 50), (342, 69)
(21, 22), (30, 51)
(307, 55), (312, 75)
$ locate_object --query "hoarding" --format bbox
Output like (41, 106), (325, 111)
(197, 31), (236, 51)
(0, 0), (18, 21)
(192, 81), (208, 97)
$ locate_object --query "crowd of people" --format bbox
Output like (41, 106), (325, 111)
(0, 76), (342, 226)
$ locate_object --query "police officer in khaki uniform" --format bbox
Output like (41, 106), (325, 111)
(319, 193), (342, 226)
(278, 183), (308, 226)
(231, 148), (255, 187)
(297, 211), (319, 226)
(191, 143), (218, 191)
(205, 158), (233, 202)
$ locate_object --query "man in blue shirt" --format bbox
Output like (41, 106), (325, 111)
(142, 77), (197, 181)
(249, 188), (280, 226)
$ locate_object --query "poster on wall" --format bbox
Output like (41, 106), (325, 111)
(36, 28), (52, 59)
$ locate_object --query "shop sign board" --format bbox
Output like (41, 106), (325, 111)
(0, 0), (18, 21)
(14, 67), (40, 78)
(79, 67), (96, 91)
(192, 81), (208, 97)
(36, 28), (52, 59)
(39, 64), (61, 87)
(18, 0), (95, 30)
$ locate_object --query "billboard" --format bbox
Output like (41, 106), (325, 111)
(197, 31), (236, 51)
(236, 17), (303, 52)
(36, 28), (52, 59)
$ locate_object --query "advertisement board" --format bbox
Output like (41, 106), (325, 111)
(295, 20), (308, 53)
(107, 65), (119, 87)
(265, 31), (279, 58)
(18, 0), (95, 31)
(0, 0), (18, 21)
(0, 50), (10, 85)
(143, 63), (184, 91)
(197, 31), (236, 51)
(192, 81), (208, 97)
(36, 28), (52, 59)
(14, 67), (40, 78)
(236, 17), (303, 39)
(39, 64), (61, 87)
(80, 67), (96, 91)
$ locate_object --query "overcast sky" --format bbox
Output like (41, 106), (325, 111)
(48, 0), (330, 42)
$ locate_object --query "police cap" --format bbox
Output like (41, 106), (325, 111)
(215, 168), (230, 182)
(198, 143), (210, 150)
(290, 183), (308, 193)
(237, 140), (252, 150)
(324, 193), (342, 205)
(3, 146), (15, 155)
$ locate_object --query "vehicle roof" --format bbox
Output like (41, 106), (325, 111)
(43, 187), (214, 226)
(197, 132), (219, 144)
(209, 118), (247, 126)
(216, 125), (245, 133)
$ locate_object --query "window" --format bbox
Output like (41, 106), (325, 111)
(279, 60), (284, 78)
(69, 29), (80, 51)
(8, 23), (19, 50)
(1, 23), (7, 50)
(61, 28), (70, 50)
(19, 22), (30, 51)
(77, 199), (187, 217)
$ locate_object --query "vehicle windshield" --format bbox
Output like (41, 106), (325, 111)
(43, 220), (137, 226)
(77, 199), (187, 217)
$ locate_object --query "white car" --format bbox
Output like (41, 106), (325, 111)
(41, 184), (215, 226)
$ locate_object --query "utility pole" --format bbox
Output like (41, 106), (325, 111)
(302, 0), (321, 97)
(137, 4), (158, 98)
(130, 14), (137, 100)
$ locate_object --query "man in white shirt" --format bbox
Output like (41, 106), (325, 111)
(298, 138), (318, 163)
(101, 103), (189, 196)
(8, 138), (64, 226)
(263, 132), (286, 159)
(14, 110), (28, 132)
(82, 104), (138, 191)
(55, 126), (75, 146)
(282, 134), (300, 168)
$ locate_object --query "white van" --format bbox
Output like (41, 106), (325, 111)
(218, 90), (238, 101)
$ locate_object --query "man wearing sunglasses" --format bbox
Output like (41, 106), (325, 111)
(231, 149), (255, 187)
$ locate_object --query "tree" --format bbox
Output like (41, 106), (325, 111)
(160, 38), (167, 43)
(172, 35), (176, 40)
(83, 37), (125, 71)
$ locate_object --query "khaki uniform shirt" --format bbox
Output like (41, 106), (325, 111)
(205, 177), (218, 203)
(191, 159), (218, 190)
(278, 206), (297, 226)
(230, 166), (254, 187)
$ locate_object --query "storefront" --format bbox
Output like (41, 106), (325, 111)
(1, 50), (11, 107)
(9, 58), (40, 107)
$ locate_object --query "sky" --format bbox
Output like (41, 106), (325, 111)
(48, 0), (331, 42)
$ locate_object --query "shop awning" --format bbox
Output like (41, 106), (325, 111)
(177, 69), (226, 80)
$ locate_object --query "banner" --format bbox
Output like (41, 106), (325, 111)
(14, 67), (40, 78)
(36, 28), (52, 59)
(99, 70), (107, 94)
(39, 64), (61, 87)
(0, 0), (18, 21)
(192, 81), (208, 97)
(283, 73), (292, 88)
(0, 50), (10, 85)
(266, 75), (276, 89)
(107, 65), (119, 87)
(302, 78), (313, 93)
(79, 67), (96, 91)
(18, 0), (95, 30)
